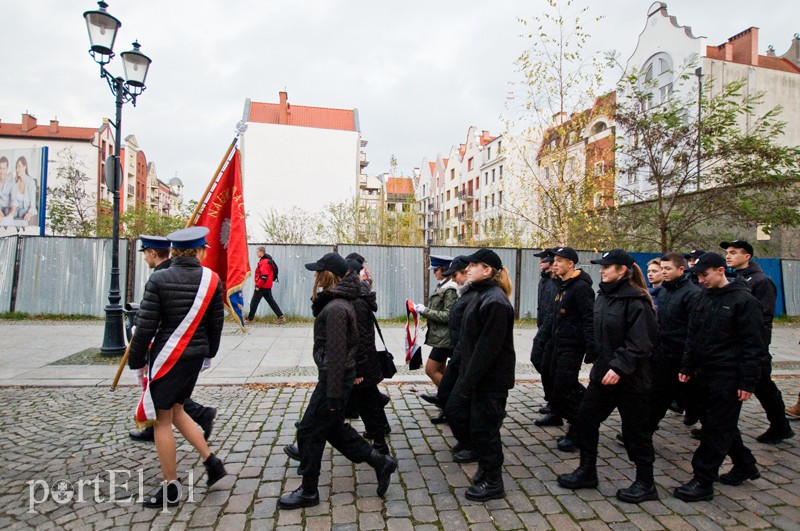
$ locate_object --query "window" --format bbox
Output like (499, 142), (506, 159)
(544, 167), (550, 179)
(446, 228), (450, 239)
(594, 161), (604, 176)
(485, 197), (488, 208)
(475, 177), (479, 190)
(387, 203), (396, 211)
(487, 147), (491, 160)
(450, 169), (455, 180)
(492, 169), (495, 182)
(446, 190), (450, 201)
(446, 209), (451, 219)
(474, 200), (479, 212)
(659, 57), (669, 75)
(499, 165), (503, 178)
(468, 157), (474, 171)
(645, 64), (653, 82)
(492, 194), (495, 207)
(402, 203), (410, 212)
(499, 191), (503, 205)
(591, 122), (607, 135)
(626, 170), (637, 185)
(641, 52), (674, 106)
(594, 192), (604, 208)
(485, 172), (488, 185)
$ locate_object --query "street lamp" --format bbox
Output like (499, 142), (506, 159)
(84, 1), (152, 356)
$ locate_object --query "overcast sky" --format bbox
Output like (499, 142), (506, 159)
(1, 0), (796, 211)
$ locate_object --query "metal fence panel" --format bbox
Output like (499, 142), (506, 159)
(576, 250), (603, 289)
(782, 260), (800, 317)
(756, 258), (785, 317)
(15, 237), (128, 316)
(244, 244), (334, 319)
(0, 236), (17, 312)
(430, 246), (519, 307)
(338, 245), (425, 319)
(132, 239), (150, 304)
(518, 249), (544, 320)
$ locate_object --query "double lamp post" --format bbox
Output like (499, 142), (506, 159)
(83, 1), (152, 356)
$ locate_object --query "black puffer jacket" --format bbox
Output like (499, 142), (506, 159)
(533, 269), (595, 359)
(457, 279), (516, 397)
(536, 271), (558, 325)
(655, 275), (701, 359)
(128, 256), (225, 370)
(735, 262), (776, 345)
(311, 274), (360, 408)
(681, 277), (766, 392)
(350, 275), (383, 387)
(590, 279), (657, 393)
(448, 283), (478, 351)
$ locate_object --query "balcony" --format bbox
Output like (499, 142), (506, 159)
(457, 211), (473, 222)
(459, 190), (473, 201)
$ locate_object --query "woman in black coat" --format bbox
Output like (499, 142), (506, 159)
(557, 249), (658, 505)
(278, 253), (398, 510)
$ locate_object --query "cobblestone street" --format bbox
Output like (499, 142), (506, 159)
(2, 379), (800, 530)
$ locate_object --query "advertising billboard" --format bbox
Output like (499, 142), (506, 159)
(0, 147), (48, 236)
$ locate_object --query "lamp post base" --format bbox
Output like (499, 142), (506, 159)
(100, 303), (127, 357)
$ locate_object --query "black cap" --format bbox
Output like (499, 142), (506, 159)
(534, 248), (552, 258)
(690, 252), (727, 273)
(167, 226), (210, 249)
(591, 249), (635, 267)
(682, 249), (706, 260)
(463, 248), (503, 270)
(345, 252), (366, 265)
(720, 240), (754, 256)
(346, 258), (363, 273)
(305, 252), (348, 277)
(551, 246), (579, 264)
(442, 255), (469, 276)
(139, 234), (170, 252)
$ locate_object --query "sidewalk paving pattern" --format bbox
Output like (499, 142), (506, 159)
(0, 322), (799, 529)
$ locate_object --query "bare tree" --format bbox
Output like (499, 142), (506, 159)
(47, 147), (95, 236)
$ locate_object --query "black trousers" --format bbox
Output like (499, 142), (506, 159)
(348, 383), (389, 441)
(691, 371), (757, 484)
(648, 352), (700, 432)
(576, 381), (655, 471)
(551, 349), (585, 425)
(754, 358), (790, 432)
(297, 371), (374, 481)
(532, 340), (556, 404)
(183, 398), (209, 423)
(437, 352), (461, 408)
(446, 386), (508, 480)
(247, 288), (284, 320)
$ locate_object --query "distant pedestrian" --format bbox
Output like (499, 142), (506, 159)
(646, 258), (664, 311)
(246, 247), (285, 324)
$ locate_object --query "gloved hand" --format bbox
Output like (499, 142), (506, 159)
(414, 303), (426, 314)
(201, 358), (212, 372)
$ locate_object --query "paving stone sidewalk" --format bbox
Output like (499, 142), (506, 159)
(2, 380), (800, 530)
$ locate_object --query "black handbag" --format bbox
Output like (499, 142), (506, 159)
(373, 315), (397, 379)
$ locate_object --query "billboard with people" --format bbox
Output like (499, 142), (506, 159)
(0, 147), (48, 236)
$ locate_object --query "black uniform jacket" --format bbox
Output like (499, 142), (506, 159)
(681, 277), (766, 393)
(350, 275), (383, 387)
(735, 262), (776, 345)
(449, 284), (478, 354)
(128, 256), (225, 370)
(537, 271), (558, 325)
(655, 275), (701, 359)
(457, 279), (516, 398)
(533, 269), (595, 359)
(311, 274), (360, 408)
(590, 279), (657, 393)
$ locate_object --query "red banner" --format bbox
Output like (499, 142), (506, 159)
(193, 149), (250, 327)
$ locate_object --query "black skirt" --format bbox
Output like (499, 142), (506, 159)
(148, 358), (204, 410)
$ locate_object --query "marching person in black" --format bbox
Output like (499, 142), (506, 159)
(129, 234), (217, 444)
(647, 252), (701, 434)
(127, 227), (227, 508)
(445, 249), (515, 502)
(722, 239), (794, 444)
(531, 247), (594, 452)
(531, 249), (560, 425)
(675, 252), (765, 502)
(278, 253), (397, 510)
(558, 250), (658, 504)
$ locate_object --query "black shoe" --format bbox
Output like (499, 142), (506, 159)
(616, 480), (659, 503)
(198, 408), (217, 441)
(380, 392), (391, 407)
(431, 411), (447, 425)
(284, 444), (300, 462)
(535, 413), (564, 427)
(674, 479), (713, 502)
(203, 454), (227, 487)
(142, 481), (180, 508)
(373, 443), (390, 455)
(556, 437), (577, 453)
(364, 425), (392, 439)
(465, 479), (505, 501)
(668, 401), (684, 414)
(690, 428), (703, 440)
(367, 450), (398, 497)
(129, 426), (155, 442)
(683, 415), (699, 427)
(557, 466), (598, 489)
(756, 426), (795, 444)
(472, 467), (486, 485)
(453, 449), (479, 463)
(452, 442), (466, 454)
(420, 393), (441, 407)
(278, 486), (320, 510)
(719, 466), (761, 486)
(539, 404), (551, 415)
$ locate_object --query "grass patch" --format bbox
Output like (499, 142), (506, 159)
(0, 312), (102, 321)
(49, 348), (122, 366)
(774, 315), (800, 325)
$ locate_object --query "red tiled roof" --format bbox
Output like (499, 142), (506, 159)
(757, 55), (800, 74)
(249, 101), (356, 131)
(0, 122), (98, 141)
(386, 177), (414, 196)
(428, 161), (436, 175)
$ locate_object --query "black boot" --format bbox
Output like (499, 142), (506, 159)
(472, 467), (486, 485)
(142, 481), (181, 508)
(203, 454), (227, 487)
(283, 444), (300, 462)
(372, 433), (390, 455)
(557, 425), (577, 453)
(367, 449), (398, 497)
(465, 473), (504, 501)
(453, 449), (479, 463)
(278, 477), (320, 510)
(535, 413), (563, 427)
(129, 426), (155, 442)
(756, 426), (795, 444)
(197, 407), (217, 440)
(674, 478), (713, 502)
(379, 392), (391, 407)
(719, 465), (760, 486)
(557, 452), (598, 489)
(616, 467), (659, 504)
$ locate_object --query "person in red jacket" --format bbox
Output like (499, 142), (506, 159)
(246, 247), (285, 324)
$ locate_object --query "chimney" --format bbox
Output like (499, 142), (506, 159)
(21, 113), (37, 133)
(279, 91), (289, 125)
(730, 27), (759, 66)
(49, 119), (59, 133)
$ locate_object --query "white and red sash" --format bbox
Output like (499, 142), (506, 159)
(405, 300), (422, 366)
(135, 267), (219, 423)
